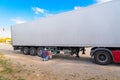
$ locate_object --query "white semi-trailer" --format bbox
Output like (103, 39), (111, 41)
(11, 0), (120, 64)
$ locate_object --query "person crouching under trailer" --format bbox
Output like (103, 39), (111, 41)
(41, 48), (52, 61)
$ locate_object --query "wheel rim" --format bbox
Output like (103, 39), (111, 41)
(37, 50), (42, 55)
(24, 49), (28, 54)
(97, 53), (108, 62)
(30, 49), (34, 54)
(99, 54), (106, 61)
(37, 49), (42, 56)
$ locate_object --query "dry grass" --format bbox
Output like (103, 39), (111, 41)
(0, 52), (57, 80)
(0, 53), (25, 80)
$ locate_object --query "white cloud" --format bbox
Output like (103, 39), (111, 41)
(74, 6), (83, 10)
(32, 7), (54, 18)
(11, 18), (26, 24)
(97, 0), (112, 3)
(32, 7), (45, 14)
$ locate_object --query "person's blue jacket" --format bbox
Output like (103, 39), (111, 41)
(41, 50), (47, 58)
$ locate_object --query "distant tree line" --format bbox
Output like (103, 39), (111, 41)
(0, 37), (12, 44)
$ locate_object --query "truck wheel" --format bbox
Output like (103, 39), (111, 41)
(37, 47), (43, 57)
(94, 50), (112, 65)
(30, 47), (37, 56)
(23, 47), (29, 55)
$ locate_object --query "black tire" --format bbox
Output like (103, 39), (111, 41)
(30, 47), (37, 56)
(23, 47), (29, 55)
(94, 50), (112, 65)
(37, 47), (43, 57)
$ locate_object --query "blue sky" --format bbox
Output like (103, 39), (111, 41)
(0, 0), (111, 37)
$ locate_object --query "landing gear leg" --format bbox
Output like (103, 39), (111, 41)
(75, 48), (80, 58)
(82, 48), (85, 54)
